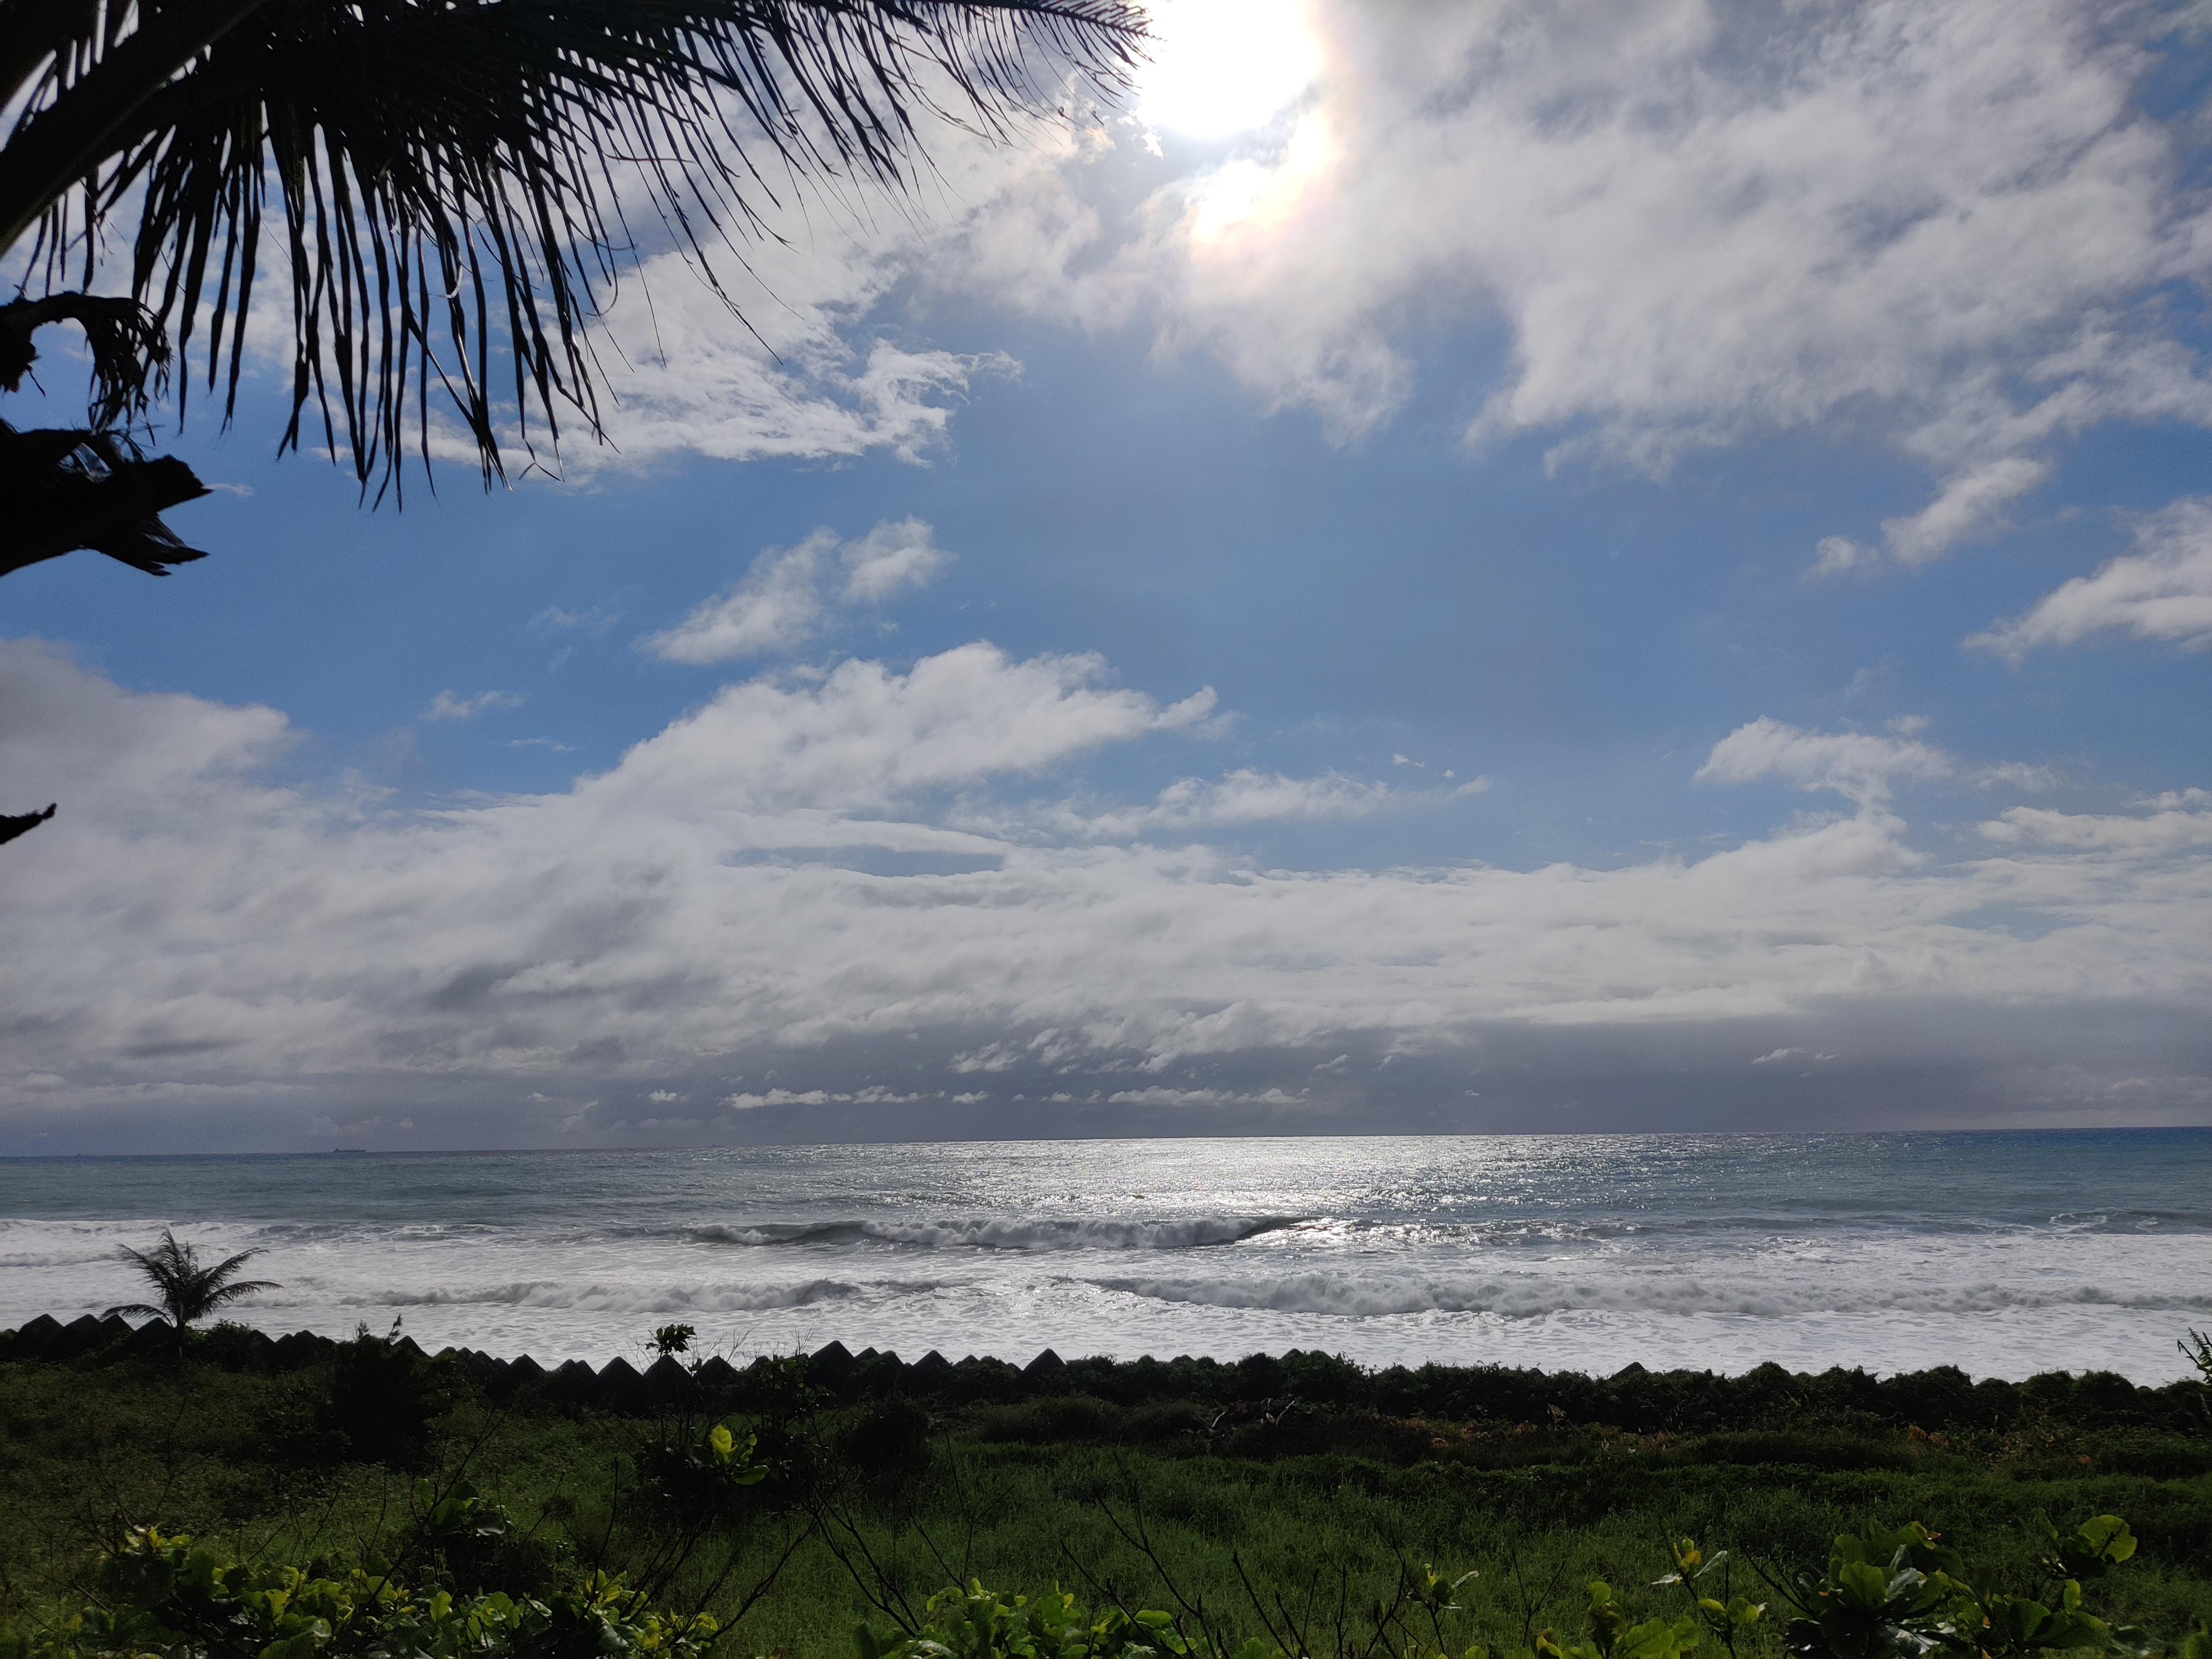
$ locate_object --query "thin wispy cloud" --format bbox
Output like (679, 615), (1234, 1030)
(422, 690), (525, 722)
(642, 519), (956, 665)
(1970, 497), (2212, 660)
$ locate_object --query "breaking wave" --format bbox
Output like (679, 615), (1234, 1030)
(686, 1215), (1302, 1251)
(339, 1277), (937, 1314)
(1089, 1272), (2212, 1319)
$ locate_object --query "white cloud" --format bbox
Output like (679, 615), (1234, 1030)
(1878, 458), (2054, 567)
(422, 690), (525, 722)
(643, 518), (958, 665)
(946, 1), (2212, 566)
(1968, 496), (2212, 660)
(4, 639), (2210, 1142)
(1047, 769), (1400, 839)
(956, 765), (1499, 844)
(1104, 1086), (1307, 1107)
(1812, 538), (1872, 580)
(1694, 718), (1952, 807)
(511, 232), (1016, 477)
(839, 517), (952, 604)
(597, 642), (1215, 817)
(98, 4), (2212, 554)
(643, 533), (833, 664)
(724, 1089), (833, 1110)
(1980, 799), (2212, 853)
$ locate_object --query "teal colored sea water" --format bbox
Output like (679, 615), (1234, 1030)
(3, 1132), (2208, 1380)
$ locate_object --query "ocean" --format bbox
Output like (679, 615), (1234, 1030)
(3, 1131), (2209, 1382)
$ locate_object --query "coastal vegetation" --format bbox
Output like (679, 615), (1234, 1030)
(4, 1318), (2212, 1659)
(99, 1232), (278, 1338)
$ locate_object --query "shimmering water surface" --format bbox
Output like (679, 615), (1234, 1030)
(4, 1132), (2209, 1380)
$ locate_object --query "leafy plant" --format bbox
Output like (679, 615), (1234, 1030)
(49, 1522), (720, 1659)
(101, 1229), (278, 1335)
(1775, 1516), (2146, 1659)
(1653, 1540), (1765, 1659)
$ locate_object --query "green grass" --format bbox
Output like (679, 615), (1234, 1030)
(4, 1347), (2210, 1659)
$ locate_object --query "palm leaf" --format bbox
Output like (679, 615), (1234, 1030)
(100, 1300), (173, 1322)
(107, 1229), (279, 1329)
(2, 0), (1144, 500)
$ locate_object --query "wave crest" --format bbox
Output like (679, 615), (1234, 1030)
(338, 1277), (926, 1313)
(687, 1215), (1301, 1252)
(1089, 1273), (2212, 1319)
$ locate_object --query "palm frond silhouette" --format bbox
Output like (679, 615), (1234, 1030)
(105, 1229), (279, 1329)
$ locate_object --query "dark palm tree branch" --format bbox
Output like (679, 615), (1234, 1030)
(101, 1301), (174, 1322)
(0, 0), (274, 253)
(4, 0), (1144, 514)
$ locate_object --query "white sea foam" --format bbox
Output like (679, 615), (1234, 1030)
(1087, 1271), (2212, 1319)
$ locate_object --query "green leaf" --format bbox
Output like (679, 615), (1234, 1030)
(2077, 1518), (2137, 1566)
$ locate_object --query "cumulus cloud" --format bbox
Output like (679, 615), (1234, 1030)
(1980, 795), (2212, 852)
(644, 534), (834, 664)
(643, 519), (957, 665)
(952, 766), (1500, 844)
(839, 517), (952, 604)
(1969, 497), (2212, 660)
(422, 690), (525, 722)
(600, 643), (1215, 815)
(935, 1), (2212, 567)
(1029, 769), (1401, 840)
(487, 208), (1021, 477)
(1694, 718), (1953, 807)
(113, 4), (2209, 561)
(3, 639), (2209, 1146)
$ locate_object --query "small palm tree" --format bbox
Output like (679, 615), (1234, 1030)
(105, 1229), (279, 1332)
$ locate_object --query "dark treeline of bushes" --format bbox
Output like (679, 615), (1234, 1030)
(3, 1312), (2202, 1441)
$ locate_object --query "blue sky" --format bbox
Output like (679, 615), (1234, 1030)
(4, 0), (2211, 1150)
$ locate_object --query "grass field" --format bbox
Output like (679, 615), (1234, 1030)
(3, 1328), (2210, 1658)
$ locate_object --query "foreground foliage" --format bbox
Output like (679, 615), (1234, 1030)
(100, 1233), (277, 1337)
(4, 1327), (2212, 1659)
(1, 1506), (2179, 1659)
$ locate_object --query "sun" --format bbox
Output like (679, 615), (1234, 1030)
(1133, 0), (1323, 140)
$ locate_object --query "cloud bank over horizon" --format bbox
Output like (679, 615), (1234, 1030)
(2, 623), (2205, 1153)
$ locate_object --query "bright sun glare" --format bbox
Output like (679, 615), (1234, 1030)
(1134, 0), (1322, 139)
